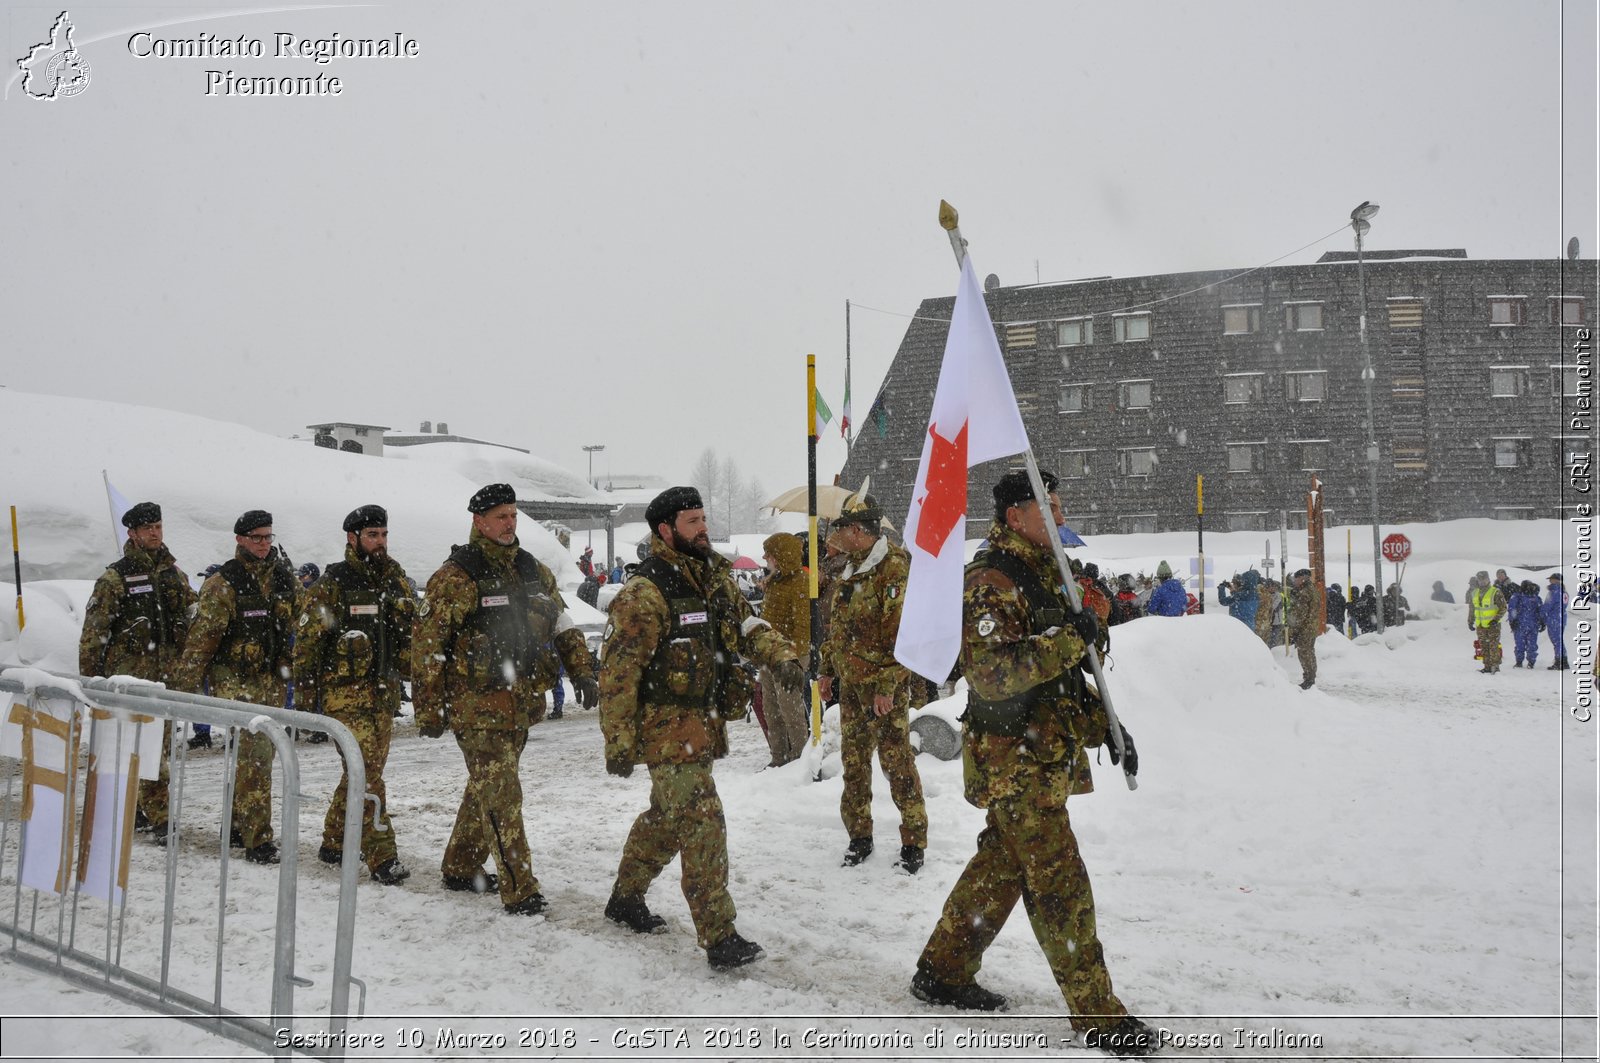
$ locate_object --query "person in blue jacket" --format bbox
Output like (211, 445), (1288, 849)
(1543, 573), (1569, 670)
(1146, 560), (1188, 617)
(1507, 579), (1544, 668)
(1217, 568), (1261, 628)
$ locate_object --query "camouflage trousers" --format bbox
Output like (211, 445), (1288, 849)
(1296, 634), (1317, 684)
(230, 730), (275, 849)
(614, 762), (735, 949)
(1477, 624), (1503, 669)
(137, 721), (172, 829)
(759, 669), (809, 767)
(918, 794), (1127, 1031)
(321, 707), (396, 869)
(443, 728), (540, 906)
(839, 684), (926, 848)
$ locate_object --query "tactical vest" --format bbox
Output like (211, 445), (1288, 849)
(217, 557), (297, 674)
(635, 556), (739, 710)
(963, 550), (1089, 739)
(108, 555), (189, 654)
(319, 560), (407, 684)
(448, 543), (559, 691)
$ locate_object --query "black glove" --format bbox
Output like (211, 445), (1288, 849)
(605, 756), (634, 778)
(574, 676), (600, 710)
(772, 659), (805, 693)
(1069, 607), (1101, 648)
(1106, 723), (1138, 776)
(418, 720), (446, 739)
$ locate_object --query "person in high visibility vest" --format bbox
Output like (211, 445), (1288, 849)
(1468, 570), (1508, 674)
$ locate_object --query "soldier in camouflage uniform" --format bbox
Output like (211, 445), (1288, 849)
(818, 493), (926, 873)
(1286, 568), (1320, 690)
(912, 471), (1155, 1058)
(172, 510), (297, 865)
(78, 501), (197, 842)
(411, 484), (599, 915)
(600, 486), (804, 969)
(292, 505), (416, 885)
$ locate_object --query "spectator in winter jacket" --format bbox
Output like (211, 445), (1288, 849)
(576, 570), (601, 608)
(1543, 573), (1570, 670)
(1254, 579), (1281, 644)
(610, 558), (624, 584)
(1325, 583), (1348, 632)
(1146, 560), (1188, 617)
(1431, 581), (1455, 603)
(1351, 586), (1379, 634)
(1218, 569), (1261, 629)
(1507, 580), (1543, 668)
(1382, 584), (1410, 628)
(578, 546), (595, 578)
(757, 532), (811, 766)
(1115, 577), (1142, 620)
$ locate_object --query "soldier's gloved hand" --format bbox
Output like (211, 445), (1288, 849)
(1069, 608), (1101, 649)
(418, 719), (446, 739)
(1106, 723), (1138, 776)
(773, 659), (806, 693)
(574, 677), (600, 710)
(605, 755), (634, 778)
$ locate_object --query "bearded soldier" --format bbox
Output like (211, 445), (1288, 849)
(78, 501), (197, 843)
(817, 493), (926, 873)
(912, 470), (1154, 1058)
(599, 486), (804, 969)
(411, 484), (598, 915)
(292, 505), (415, 885)
(172, 510), (297, 864)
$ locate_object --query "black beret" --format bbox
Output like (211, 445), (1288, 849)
(342, 504), (388, 533)
(992, 468), (1059, 519)
(468, 483), (517, 514)
(121, 501), (161, 528)
(645, 486), (703, 533)
(234, 509), (273, 535)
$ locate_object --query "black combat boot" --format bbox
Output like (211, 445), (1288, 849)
(504, 893), (548, 916)
(1082, 1015), (1158, 1057)
(895, 845), (924, 875)
(370, 859), (411, 886)
(242, 841), (280, 865)
(317, 846), (343, 865)
(605, 891), (666, 933)
(442, 870), (498, 894)
(187, 731), (212, 751)
(842, 837), (873, 866)
(910, 969), (1008, 1012)
(706, 932), (763, 970)
(134, 808), (154, 833)
(1299, 677), (1315, 690)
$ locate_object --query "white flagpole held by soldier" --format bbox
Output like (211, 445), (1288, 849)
(936, 200), (1135, 790)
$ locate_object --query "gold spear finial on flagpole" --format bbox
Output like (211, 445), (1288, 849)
(938, 200), (959, 230)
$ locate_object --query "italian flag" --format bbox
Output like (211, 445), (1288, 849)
(812, 386), (833, 437)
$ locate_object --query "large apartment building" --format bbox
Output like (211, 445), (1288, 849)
(842, 251), (1594, 537)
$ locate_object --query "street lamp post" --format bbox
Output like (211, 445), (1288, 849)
(1351, 201), (1385, 634)
(583, 444), (605, 547)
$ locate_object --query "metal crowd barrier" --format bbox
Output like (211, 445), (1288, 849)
(0, 669), (371, 1059)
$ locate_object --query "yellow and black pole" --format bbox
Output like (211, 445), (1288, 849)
(1196, 475), (1205, 613)
(10, 506), (23, 631)
(806, 355), (823, 758)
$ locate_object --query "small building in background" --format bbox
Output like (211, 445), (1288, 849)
(306, 421), (391, 456)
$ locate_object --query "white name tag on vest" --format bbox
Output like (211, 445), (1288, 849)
(128, 584), (154, 595)
(242, 609), (269, 618)
(349, 604), (379, 616)
(481, 595), (510, 607)
(679, 610), (708, 625)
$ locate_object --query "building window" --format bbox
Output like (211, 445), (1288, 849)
(1492, 438), (1530, 468)
(1223, 374), (1265, 404)
(1057, 317), (1094, 346)
(1061, 449), (1094, 479)
(1225, 511), (1267, 532)
(1489, 367), (1529, 398)
(1058, 383), (1090, 413)
(1388, 298), (1423, 329)
(1285, 371), (1327, 402)
(1118, 380), (1153, 409)
(1488, 297), (1526, 326)
(1226, 441), (1266, 474)
(1285, 302), (1323, 331)
(1222, 305), (1261, 335)
(1493, 506), (1536, 520)
(1120, 513), (1157, 534)
(1113, 313), (1151, 342)
(1294, 440), (1329, 470)
(1552, 365), (1586, 397)
(1063, 514), (1098, 536)
(1551, 297), (1586, 326)
(1117, 448), (1157, 477)
(1004, 323), (1038, 350)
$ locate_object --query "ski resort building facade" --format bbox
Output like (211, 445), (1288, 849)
(841, 251), (1595, 536)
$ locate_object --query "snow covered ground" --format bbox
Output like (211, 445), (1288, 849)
(1, 390), (1596, 1061)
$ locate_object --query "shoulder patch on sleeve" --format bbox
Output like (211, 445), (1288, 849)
(977, 616), (997, 638)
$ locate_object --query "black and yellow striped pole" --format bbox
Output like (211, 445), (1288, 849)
(1195, 475), (1205, 614)
(806, 355), (822, 756)
(10, 506), (24, 631)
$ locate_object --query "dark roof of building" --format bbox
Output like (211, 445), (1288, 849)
(1315, 249), (1468, 263)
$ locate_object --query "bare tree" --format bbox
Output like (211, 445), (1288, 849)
(689, 448), (777, 538)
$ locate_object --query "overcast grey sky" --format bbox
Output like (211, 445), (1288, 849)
(4, 0), (1594, 498)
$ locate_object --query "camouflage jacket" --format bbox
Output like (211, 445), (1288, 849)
(961, 521), (1101, 808)
(1287, 584), (1321, 640)
(821, 536), (912, 698)
(411, 527), (592, 733)
(292, 545), (416, 715)
(172, 546), (296, 706)
(601, 535), (799, 766)
(758, 533), (809, 646)
(78, 541), (197, 682)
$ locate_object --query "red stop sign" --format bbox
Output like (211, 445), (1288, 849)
(1381, 533), (1412, 562)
